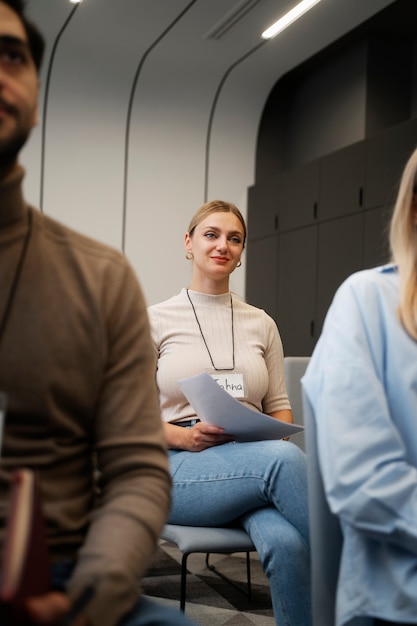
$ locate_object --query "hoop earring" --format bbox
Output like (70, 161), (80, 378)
(236, 260), (241, 268)
(185, 252), (193, 260)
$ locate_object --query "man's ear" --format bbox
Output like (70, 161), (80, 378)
(32, 82), (40, 127)
(32, 105), (39, 127)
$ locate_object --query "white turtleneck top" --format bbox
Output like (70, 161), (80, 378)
(148, 288), (290, 423)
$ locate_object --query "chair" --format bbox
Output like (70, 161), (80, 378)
(283, 355), (311, 451)
(161, 523), (256, 611)
(161, 356), (310, 611)
(303, 390), (343, 626)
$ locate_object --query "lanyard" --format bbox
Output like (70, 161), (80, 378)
(186, 288), (235, 371)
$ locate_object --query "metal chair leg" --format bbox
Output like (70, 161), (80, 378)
(179, 551), (253, 611)
(246, 550), (252, 601)
(205, 552), (252, 600)
(180, 553), (189, 611)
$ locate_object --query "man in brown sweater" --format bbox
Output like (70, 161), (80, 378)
(0, 2), (196, 625)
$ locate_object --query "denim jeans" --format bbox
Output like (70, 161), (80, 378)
(169, 440), (311, 626)
(50, 561), (197, 626)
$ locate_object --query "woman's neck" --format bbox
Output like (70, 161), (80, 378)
(189, 275), (230, 295)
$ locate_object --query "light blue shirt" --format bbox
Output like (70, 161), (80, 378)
(302, 264), (417, 626)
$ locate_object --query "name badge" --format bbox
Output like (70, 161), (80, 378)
(211, 373), (244, 398)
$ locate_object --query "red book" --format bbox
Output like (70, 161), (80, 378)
(0, 469), (50, 625)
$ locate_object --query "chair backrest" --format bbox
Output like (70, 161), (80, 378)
(283, 356), (310, 451)
(303, 390), (343, 626)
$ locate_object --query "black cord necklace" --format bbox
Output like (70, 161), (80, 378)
(186, 288), (235, 371)
(0, 209), (33, 349)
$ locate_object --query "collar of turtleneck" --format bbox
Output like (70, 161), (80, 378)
(0, 165), (28, 227)
(182, 288), (232, 306)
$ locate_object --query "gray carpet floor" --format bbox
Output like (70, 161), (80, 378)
(142, 539), (275, 625)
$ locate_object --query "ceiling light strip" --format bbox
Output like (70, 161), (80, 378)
(261, 0), (322, 39)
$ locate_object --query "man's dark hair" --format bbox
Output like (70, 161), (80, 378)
(3, 0), (45, 71)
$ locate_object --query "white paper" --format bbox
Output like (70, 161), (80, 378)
(178, 372), (304, 442)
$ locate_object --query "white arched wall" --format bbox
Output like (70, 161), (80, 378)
(21, 0), (395, 307)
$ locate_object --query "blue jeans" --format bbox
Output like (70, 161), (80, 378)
(169, 440), (311, 626)
(50, 561), (196, 626)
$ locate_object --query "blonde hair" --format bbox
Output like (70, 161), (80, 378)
(389, 147), (417, 340)
(188, 200), (247, 248)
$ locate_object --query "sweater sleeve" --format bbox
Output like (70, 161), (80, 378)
(261, 312), (291, 414)
(66, 260), (171, 626)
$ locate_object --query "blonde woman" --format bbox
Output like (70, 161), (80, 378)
(303, 147), (417, 626)
(149, 200), (311, 626)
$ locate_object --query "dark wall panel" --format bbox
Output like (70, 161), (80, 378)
(247, 0), (417, 357)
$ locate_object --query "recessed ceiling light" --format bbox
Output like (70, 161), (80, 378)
(261, 0), (322, 39)
(69, 0), (82, 4)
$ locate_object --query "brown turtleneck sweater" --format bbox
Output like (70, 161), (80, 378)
(0, 166), (171, 626)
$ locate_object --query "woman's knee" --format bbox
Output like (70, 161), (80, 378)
(255, 519), (309, 577)
(262, 440), (307, 476)
(278, 440), (306, 462)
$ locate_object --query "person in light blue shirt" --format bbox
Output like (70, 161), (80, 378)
(302, 145), (417, 626)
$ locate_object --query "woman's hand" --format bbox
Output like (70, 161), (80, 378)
(165, 422), (235, 452)
(24, 592), (90, 626)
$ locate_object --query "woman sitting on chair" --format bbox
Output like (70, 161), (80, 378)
(303, 147), (417, 626)
(148, 199), (311, 626)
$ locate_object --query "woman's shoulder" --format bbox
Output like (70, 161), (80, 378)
(322, 265), (399, 336)
(337, 264), (398, 301)
(233, 295), (277, 328)
(234, 294), (266, 313)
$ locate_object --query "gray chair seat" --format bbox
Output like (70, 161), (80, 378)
(162, 523), (255, 554)
(161, 524), (256, 610)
